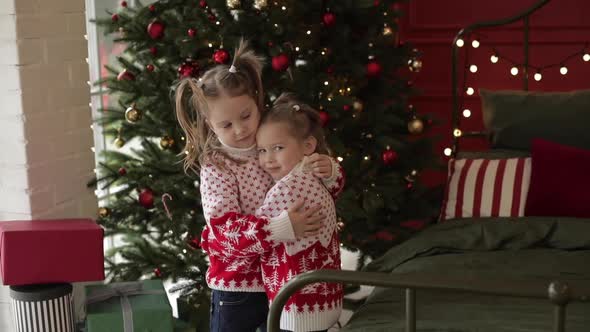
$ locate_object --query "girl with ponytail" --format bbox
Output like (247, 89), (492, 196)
(174, 41), (344, 331)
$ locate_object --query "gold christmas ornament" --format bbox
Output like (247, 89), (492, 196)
(353, 100), (364, 112)
(98, 207), (110, 218)
(408, 117), (424, 134)
(226, 0), (240, 9)
(114, 136), (126, 148)
(253, 0), (268, 10)
(408, 58), (423, 72)
(160, 136), (175, 149)
(125, 105), (142, 123)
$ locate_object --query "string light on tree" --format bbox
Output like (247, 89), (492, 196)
(466, 87), (474, 95)
(469, 64), (478, 73)
(455, 38), (465, 47)
(463, 109), (471, 118)
(510, 66), (519, 76)
(534, 72), (542, 81)
(490, 54), (499, 63)
(583, 53), (590, 62)
(471, 39), (480, 48)
(444, 148), (453, 156)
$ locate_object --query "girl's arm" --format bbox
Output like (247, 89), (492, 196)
(199, 163), (294, 258)
(322, 157), (345, 199)
(306, 154), (346, 199)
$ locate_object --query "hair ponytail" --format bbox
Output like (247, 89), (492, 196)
(262, 93), (331, 155)
(173, 38), (266, 172)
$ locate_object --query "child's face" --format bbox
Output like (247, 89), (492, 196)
(256, 122), (316, 181)
(206, 94), (260, 148)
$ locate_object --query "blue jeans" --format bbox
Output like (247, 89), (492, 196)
(210, 290), (268, 332)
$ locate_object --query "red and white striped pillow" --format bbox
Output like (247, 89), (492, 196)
(441, 157), (531, 221)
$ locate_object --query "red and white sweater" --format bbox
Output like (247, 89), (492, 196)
(256, 159), (343, 332)
(199, 144), (344, 293)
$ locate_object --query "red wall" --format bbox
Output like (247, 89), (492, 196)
(399, 0), (590, 185)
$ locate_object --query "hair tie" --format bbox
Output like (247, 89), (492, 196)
(292, 104), (301, 111)
(228, 65), (238, 73)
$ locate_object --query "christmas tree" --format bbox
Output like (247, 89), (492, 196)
(91, 0), (442, 324)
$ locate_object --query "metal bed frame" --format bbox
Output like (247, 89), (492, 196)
(268, 270), (590, 332)
(267, 1), (590, 331)
(450, 0), (551, 154)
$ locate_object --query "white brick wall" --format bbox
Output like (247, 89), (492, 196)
(0, 0), (96, 328)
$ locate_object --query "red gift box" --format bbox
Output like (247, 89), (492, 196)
(0, 219), (104, 286)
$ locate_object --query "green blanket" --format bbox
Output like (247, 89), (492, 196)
(342, 218), (590, 332)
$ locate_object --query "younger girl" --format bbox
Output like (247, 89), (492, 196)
(256, 93), (343, 332)
(174, 40), (343, 332)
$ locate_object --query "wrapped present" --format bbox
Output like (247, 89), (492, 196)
(85, 280), (174, 332)
(0, 218), (104, 286)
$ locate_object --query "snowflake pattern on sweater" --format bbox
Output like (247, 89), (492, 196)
(199, 145), (345, 294)
(256, 161), (343, 332)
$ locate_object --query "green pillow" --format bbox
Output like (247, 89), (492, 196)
(479, 89), (590, 150)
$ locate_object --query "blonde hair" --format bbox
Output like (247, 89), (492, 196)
(262, 93), (330, 155)
(174, 39), (265, 173)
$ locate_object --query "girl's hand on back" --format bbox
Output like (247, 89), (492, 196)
(288, 199), (324, 239)
(305, 153), (333, 179)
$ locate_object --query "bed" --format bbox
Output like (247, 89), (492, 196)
(267, 1), (590, 331)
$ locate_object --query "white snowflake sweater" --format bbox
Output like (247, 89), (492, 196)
(199, 144), (344, 293)
(256, 159), (343, 332)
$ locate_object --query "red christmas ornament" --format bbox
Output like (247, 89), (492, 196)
(189, 236), (201, 249)
(213, 49), (230, 64)
(148, 4), (156, 12)
(271, 53), (290, 71)
(208, 14), (216, 22)
(267, 41), (273, 47)
(406, 182), (414, 189)
(343, 105), (351, 111)
(375, 230), (396, 241)
(117, 69), (135, 81)
(188, 28), (196, 37)
(382, 149), (398, 165)
(149, 46), (158, 56)
(147, 20), (165, 40)
(199, 0), (207, 8)
(146, 64), (154, 72)
(178, 61), (199, 79)
(139, 188), (154, 208)
(111, 14), (119, 22)
(366, 61), (382, 78)
(118, 167), (127, 176)
(121, 1), (127, 7)
(318, 111), (329, 127)
(326, 65), (335, 74)
(154, 268), (162, 277)
(374, 0), (381, 6)
(322, 12), (336, 27)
